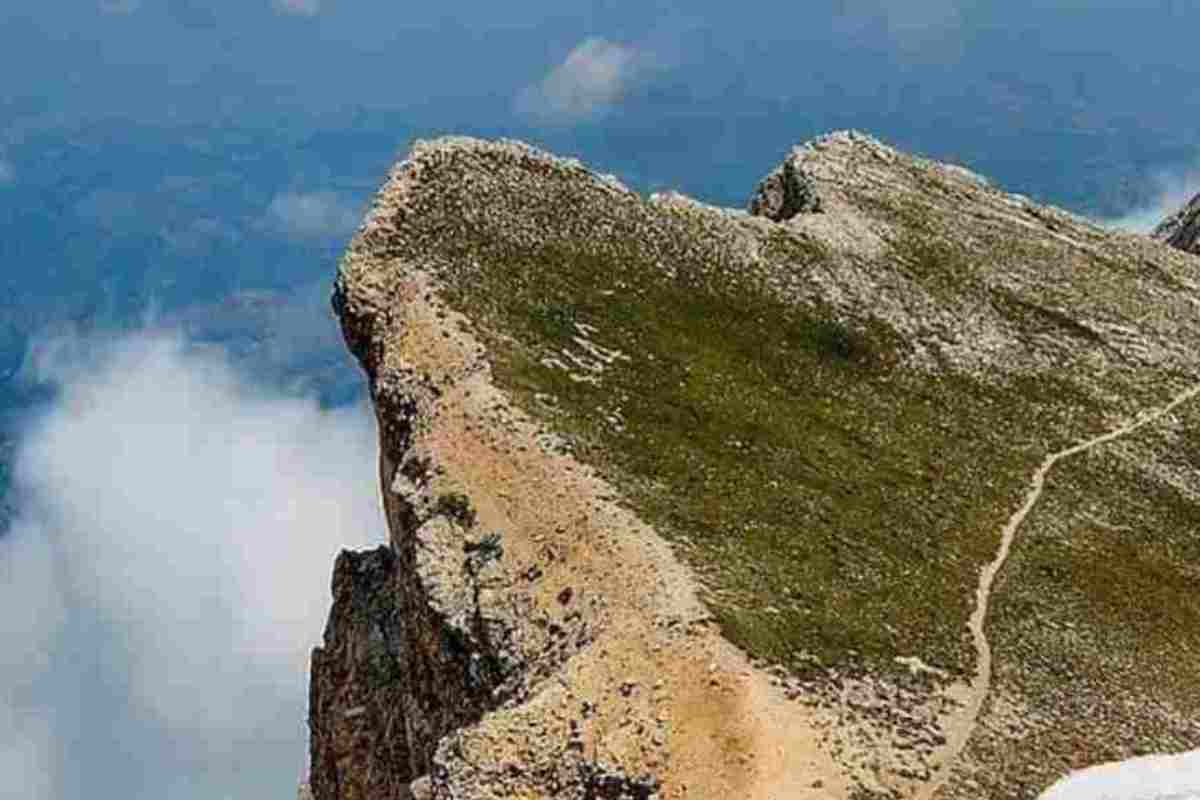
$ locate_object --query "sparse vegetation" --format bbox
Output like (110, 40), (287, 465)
(428, 198), (1106, 677)
(960, 401), (1200, 794)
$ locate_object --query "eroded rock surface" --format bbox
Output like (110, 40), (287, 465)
(308, 538), (507, 800)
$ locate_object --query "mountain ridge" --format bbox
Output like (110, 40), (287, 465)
(309, 131), (1200, 799)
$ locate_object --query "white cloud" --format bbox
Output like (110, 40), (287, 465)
(265, 191), (361, 239)
(1104, 169), (1200, 234)
(272, 0), (320, 17)
(517, 37), (647, 122)
(0, 331), (382, 797)
(0, 525), (64, 800)
(1039, 751), (1200, 800)
(0, 704), (55, 800)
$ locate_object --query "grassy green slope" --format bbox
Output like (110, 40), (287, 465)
(365, 136), (1199, 688)
(453, 241), (1050, 677)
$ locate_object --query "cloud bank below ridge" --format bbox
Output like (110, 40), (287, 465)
(0, 331), (382, 799)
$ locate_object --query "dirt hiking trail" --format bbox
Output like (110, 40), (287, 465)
(915, 382), (1200, 800)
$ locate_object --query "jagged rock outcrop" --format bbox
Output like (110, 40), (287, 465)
(1153, 191), (1200, 255)
(308, 443), (533, 797)
(309, 542), (508, 800)
(311, 131), (1200, 799)
(747, 144), (823, 220)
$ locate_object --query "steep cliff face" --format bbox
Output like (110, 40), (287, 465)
(1154, 191), (1200, 255)
(308, 538), (510, 800)
(311, 132), (1200, 799)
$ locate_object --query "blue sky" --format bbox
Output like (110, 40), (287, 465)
(5, 0), (1200, 212)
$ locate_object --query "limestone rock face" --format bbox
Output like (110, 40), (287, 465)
(309, 548), (420, 800)
(747, 146), (823, 220)
(1153, 191), (1200, 254)
(311, 131), (1200, 800)
(307, 468), (529, 798)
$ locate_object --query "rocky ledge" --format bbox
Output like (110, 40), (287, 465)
(309, 132), (1200, 799)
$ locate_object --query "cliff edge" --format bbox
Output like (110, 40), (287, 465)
(310, 132), (1200, 799)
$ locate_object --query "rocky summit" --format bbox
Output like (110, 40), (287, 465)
(309, 131), (1200, 800)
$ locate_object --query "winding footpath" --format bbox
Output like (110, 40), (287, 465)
(914, 381), (1200, 800)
